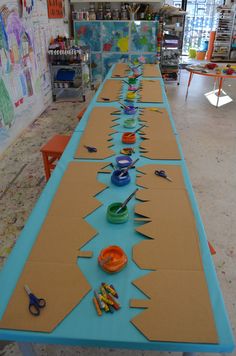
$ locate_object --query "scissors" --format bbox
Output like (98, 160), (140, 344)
(24, 285), (46, 316)
(155, 169), (172, 182)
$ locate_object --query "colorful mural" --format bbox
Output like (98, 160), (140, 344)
(130, 21), (157, 52)
(130, 53), (157, 64)
(74, 21), (158, 81)
(74, 22), (101, 52)
(103, 53), (129, 76)
(102, 22), (129, 52)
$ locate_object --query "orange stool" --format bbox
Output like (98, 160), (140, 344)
(40, 135), (71, 181)
(77, 107), (87, 121)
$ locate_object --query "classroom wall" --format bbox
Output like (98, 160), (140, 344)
(0, 0), (69, 155)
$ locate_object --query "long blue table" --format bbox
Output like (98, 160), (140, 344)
(0, 64), (234, 354)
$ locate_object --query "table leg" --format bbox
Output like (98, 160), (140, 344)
(216, 78), (223, 108)
(42, 151), (51, 181)
(185, 72), (193, 101)
(18, 342), (36, 356)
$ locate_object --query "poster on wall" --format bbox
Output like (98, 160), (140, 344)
(47, 0), (64, 19)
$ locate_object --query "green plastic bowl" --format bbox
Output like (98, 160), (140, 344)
(107, 202), (129, 224)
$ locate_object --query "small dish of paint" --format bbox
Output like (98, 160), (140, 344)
(116, 155), (132, 168)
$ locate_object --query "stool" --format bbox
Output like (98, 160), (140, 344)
(40, 135), (71, 181)
(77, 107), (87, 121)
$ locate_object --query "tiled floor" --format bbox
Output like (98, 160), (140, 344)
(0, 71), (235, 355)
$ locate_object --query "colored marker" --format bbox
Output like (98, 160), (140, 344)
(107, 294), (120, 310)
(110, 284), (119, 298)
(93, 297), (102, 316)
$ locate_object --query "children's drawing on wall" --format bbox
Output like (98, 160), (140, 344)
(0, 4), (45, 152)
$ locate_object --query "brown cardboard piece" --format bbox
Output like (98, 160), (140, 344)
(138, 80), (163, 103)
(134, 189), (203, 270)
(136, 164), (185, 189)
(138, 108), (181, 160)
(112, 63), (130, 78)
(131, 164), (218, 343)
(130, 270), (218, 343)
(0, 161), (109, 332)
(74, 107), (119, 160)
(142, 64), (161, 77)
(97, 79), (123, 102)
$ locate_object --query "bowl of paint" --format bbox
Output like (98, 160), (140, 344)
(98, 245), (128, 273)
(124, 105), (137, 115)
(107, 202), (129, 224)
(128, 85), (138, 92)
(120, 147), (135, 156)
(124, 118), (137, 128)
(111, 169), (130, 187)
(128, 76), (137, 85)
(115, 155), (132, 168)
(122, 132), (136, 144)
(126, 92), (136, 101)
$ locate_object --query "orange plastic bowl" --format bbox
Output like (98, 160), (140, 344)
(122, 132), (136, 144)
(98, 245), (128, 273)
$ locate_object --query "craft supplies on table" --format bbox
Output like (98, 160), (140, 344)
(0, 63), (234, 354)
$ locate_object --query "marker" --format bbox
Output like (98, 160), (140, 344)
(110, 284), (119, 298)
(102, 282), (116, 297)
(93, 297), (102, 316)
(100, 295), (114, 306)
(107, 294), (120, 310)
(101, 97), (110, 101)
(94, 290), (104, 310)
(100, 286), (107, 298)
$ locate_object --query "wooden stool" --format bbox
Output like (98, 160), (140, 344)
(40, 135), (71, 181)
(77, 107), (87, 121)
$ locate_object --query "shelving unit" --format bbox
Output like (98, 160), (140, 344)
(160, 13), (185, 84)
(230, 10), (236, 61)
(48, 46), (91, 101)
(212, 8), (235, 62)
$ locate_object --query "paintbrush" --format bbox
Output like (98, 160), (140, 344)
(115, 188), (139, 214)
(127, 124), (146, 137)
(118, 101), (130, 109)
(119, 158), (139, 177)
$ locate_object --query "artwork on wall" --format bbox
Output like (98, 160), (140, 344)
(102, 22), (129, 52)
(74, 21), (158, 81)
(47, 0), (64, 19)
(130, 21), (157, 52)
(0, 1), (68, 153)
(74, 21), (101, 52)
(103, 53), (129, 76)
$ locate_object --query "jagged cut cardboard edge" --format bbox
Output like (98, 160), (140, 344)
(112, 63), (130, 78)
(74, 107), (120, 159)
(0, 161), (110, 332)
(97, 79), (123, 102)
